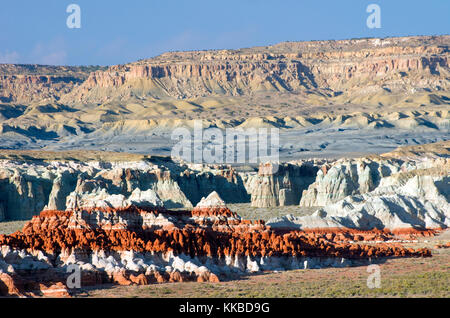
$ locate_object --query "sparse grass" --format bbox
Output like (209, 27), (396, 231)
(0, 220), (27, 235)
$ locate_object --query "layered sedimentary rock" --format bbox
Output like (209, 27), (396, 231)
(0, 65), (104, 104)
(65, 188), (164, 210)
(1, 145), (449, 221)
(244, 162), (319, 207)
(0, 159), (253, 220)
(61, 36), (450, 103)
(0, 157), (319, 220)
(0, 36), (448, 153)
(269, 172), (450, 232)
(0, 167), (53, 220)
(1, 37), (448, 106)
(0, 191), (431, 297)
(299, 158), (403, 207)
(299, 155), (449, 207)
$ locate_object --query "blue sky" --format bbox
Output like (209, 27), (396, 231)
(0, 0), (449, 66)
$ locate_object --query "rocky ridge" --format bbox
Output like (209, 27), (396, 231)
(62, 36), (450, 103)
(0, 36), (448, 154)
(269, 174), (449, 232)
(0, 64), (104, 104)
(1, 142), (448, 297)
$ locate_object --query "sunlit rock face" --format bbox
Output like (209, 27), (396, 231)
(0, 158), (320, 220)
(299, 156), (450, 208)
(270, 175), (450, 232)
(244, 162), (319, 208)
(0, 160), (252, 220)
(299, 158), (402, 207)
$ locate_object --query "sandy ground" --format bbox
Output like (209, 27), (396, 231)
(0, 220), (27, 235)
(35, 127), (448, 162)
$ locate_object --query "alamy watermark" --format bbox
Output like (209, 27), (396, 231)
(66, 4), (81, 29)
(366, 4), (381, 29)
(367, 264), (381, 289)
(171, 120), (279, 169)
(66, 264), (81, 289)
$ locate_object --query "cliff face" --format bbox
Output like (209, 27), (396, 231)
(0, 169), (53, 220)
(0, 74), (82, 104)
(299, 158), (401, 207)
(1, 36), (447, 106)
(244, 163), (319, 208)
(60, 36), (450, 103)
(0, 65), (104, 104)
(0, 159), (253, 220)
(299, 156), (450, 207)
(0, 143), (447, 221)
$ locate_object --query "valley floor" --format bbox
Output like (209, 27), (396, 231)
(0, 220), (27, 235)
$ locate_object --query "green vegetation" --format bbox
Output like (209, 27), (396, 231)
(79, 269), (449, 298)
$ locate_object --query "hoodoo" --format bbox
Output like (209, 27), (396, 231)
(0, 197), (432, 297)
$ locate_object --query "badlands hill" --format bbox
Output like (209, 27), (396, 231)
(0, 35), (449, 157)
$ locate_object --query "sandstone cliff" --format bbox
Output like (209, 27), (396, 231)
(61, 36), (450, 104)
(0, 64), (104, 104)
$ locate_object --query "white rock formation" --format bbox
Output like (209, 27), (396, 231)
(127, 188), (164, 208)
(269, 175), (450, 231)
(299, 158), (402, 207)
(195, 191), (227, 208)
(66, 189), (128, 210)
(66, 188), (164, 210)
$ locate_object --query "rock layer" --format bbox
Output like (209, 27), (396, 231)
(244, 162), (319, 207)
(0, 36), (449, 153)
(0, 159), (253, 220)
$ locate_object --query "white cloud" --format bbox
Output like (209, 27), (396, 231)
(28, 38), (68, 65)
